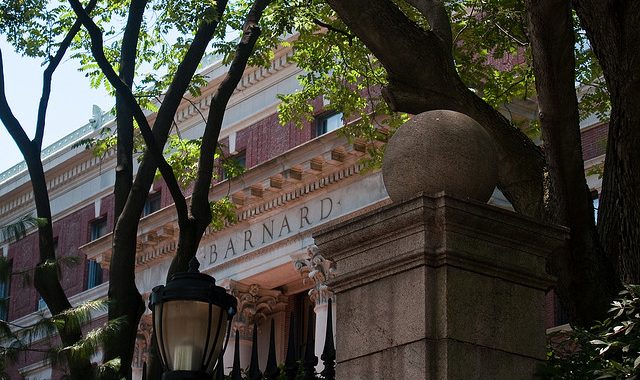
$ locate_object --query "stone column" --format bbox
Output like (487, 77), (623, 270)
(314, 194), (565, 379)
(295, 245), (336, 372)
(313, 111), (567, 379)
(132, 314), (152, 380)
(223, 281), (287, 372)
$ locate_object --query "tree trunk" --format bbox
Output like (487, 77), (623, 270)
(526, 0), (619, 323)
(25, 151), (93, 379)
(103, 2), (149, 379)
(326, 0), (628, 323)
(325, 0), (547, 219)
(573, 0), (640, 284)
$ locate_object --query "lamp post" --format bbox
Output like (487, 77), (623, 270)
(149, 258), (237, 380)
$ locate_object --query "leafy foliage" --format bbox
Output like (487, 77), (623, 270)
(541, 285), (640, 379)
(0, 0), (80, 59)
(69, 0), (224, 102)
(73, 126), (118, 159)
(162, 135), (204, 188)
(0, 299), (122, 379)
(263, 0), (407, 168)
(209, 197), (236, 231)
(0, 214), (47, 243)
(448, 0), (535, 109)
(574, 18), (609, 123)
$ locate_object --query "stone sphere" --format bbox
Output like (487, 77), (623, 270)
(382, 110), (498, 203)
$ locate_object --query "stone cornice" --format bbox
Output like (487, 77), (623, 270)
(315, 194), (567, 294)
(81, 131), (370, 271)
(0, 148), (116, 225)
(174, 49), (295, 127)
(0, 48), (296, 226)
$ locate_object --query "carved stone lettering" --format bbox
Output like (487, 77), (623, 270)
(320, 197), (333, 220)
(244, 230), (254, 251)
(209, 244), (217, 264)
(224, 238), (236, 258)
(279, 215), (291, 237)
(300, 206), (311, 228)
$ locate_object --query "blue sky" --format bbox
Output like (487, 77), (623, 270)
(0, 37), (112, 173)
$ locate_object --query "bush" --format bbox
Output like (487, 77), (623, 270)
(541, 285), (640, 379)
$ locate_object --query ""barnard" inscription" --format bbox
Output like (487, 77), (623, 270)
(200, 197), (333, 265)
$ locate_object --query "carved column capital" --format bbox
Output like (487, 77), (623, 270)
(294, 245), (336, 305)
(224, 280), (288, 339)
(133, 314), (153, 369)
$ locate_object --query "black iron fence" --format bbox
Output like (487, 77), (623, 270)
(218, 299), (336, 380)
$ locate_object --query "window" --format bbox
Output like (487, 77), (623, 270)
(35, 239), (57, 312)
(143, 192), (162, 216)
(222, 151), (246, 180)
(288, 292), (315, 356)
(0, 248), (8, 320)
(86, 259), (103, 289)
(90, 216), (108, 241)
(592, 190), (599, 224)
(315, 112), (343, 137)
(21, 364), (52, 380)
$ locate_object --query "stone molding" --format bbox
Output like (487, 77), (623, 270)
(0, 149), (116, 222)
(133, 314), (153, 369)
(173, 50), (295, 125)
(315, 193), (567, 294)
(224, 280), (287, 338)
(81, 133), (367, 270)
(294, 245), (336, 305)
(0, 49), (295, 224)
(313, 193), (569, 379)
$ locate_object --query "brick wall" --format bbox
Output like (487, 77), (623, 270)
(236, 112), (314, 169)
(4, 314), (108, 379)
(581, 122), (608, 161)
(8, 194), (114, 320)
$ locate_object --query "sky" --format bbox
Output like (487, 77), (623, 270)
(0, 37), (113, 173)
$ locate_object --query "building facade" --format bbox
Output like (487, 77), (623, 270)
(0, 45), (607, 379)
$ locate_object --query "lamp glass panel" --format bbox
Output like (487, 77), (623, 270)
(156, 300), (227, 372)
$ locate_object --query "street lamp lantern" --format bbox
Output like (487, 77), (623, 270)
(149, 258), (237, 380)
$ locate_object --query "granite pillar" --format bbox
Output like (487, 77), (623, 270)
(313, 193), (566, 380)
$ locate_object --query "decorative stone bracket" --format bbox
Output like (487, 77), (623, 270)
(133, 314), (153, 369)
(294, 245), (336, 305)
(223, 280), (287, 338)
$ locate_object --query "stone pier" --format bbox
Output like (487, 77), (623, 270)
(314, 193), (566, 379)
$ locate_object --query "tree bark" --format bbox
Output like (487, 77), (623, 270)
(0, 4), (97, 376)
(326, 0), (547, 219)
(326, 0), (629, 323)
(573, 0), (640, 284)
(0, 94), (93, 380)
(26, 153), (94, 379)
(113, 0), (147, 221)
(169, 0), (272, 276)
(69, 0), (233, 376)
(526, 0), (619, 323)
(99, 2), (149, 379)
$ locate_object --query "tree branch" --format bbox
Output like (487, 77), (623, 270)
(312, 18), (354, 44)
(0, 50), (31, 152)
(35, 0), (98, 149)
(113, 0), (149, 221)
(124, 0), (228, 229)
(327, 0), (546, 218)
(68, 0), (190, 225)
(326, 0), (457, 100)
(163, 0), (272, 277)
(404, 0), (452, 47)
(192, 0), (272, 229)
